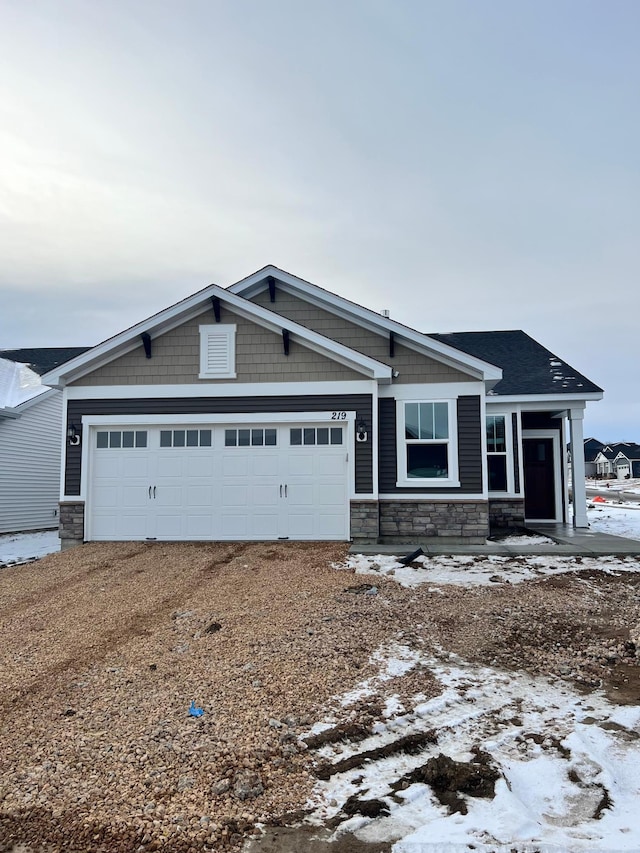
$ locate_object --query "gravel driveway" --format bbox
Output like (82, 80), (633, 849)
(0, 542), (638, 852)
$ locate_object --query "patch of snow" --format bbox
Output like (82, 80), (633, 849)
(0, 530), (60, 565)
(587, 504), (640, 541)
(306, 648), (640, 852)
(335, 552), (640, 589)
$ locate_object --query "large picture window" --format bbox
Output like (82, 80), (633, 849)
(486, 414), (508, 492)
(397, 400), (458, 485)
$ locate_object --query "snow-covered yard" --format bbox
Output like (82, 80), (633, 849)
(0, 529), (59, 566)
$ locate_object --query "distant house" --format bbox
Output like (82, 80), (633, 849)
(594, 442), (637, 479)
(568, 437), (604, 478)
(0, 348), (89, 535)
(612, 445), (640, 479)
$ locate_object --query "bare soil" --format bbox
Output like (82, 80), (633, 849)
(0, 542), (638, 852)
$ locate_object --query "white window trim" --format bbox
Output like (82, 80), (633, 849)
(395, 399), (459, 488)
(199, 324), (236, 379)
(486, 411), (514, 495)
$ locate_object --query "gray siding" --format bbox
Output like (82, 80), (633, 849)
(379, 396), (483, 494)
(65, 395), (373, 496)
(0, 391), (62, 534)
(71, 307), (363, 386)
(251, 288), (474, 383)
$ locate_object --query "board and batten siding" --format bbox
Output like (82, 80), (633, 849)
(378, 395), (484, 494)
(71, 308), (363, 386)
(0, 391), (62, 534)
(65, 394), (373, 496)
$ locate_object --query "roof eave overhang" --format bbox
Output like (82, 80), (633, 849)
(41, 283), (393, 387)
(228, 266), (503, 384)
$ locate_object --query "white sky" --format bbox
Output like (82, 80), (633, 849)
(1, 1), (638, 438)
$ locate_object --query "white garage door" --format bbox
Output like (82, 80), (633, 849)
(88, 422), (349, 541)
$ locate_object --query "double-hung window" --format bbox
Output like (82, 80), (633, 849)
(486, 414), (508, 492)
(397, 400), (458, 486)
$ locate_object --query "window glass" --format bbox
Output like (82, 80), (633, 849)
(290, 429), (302, 446)
(265, 429), (277, 446)
(304, 428), (315, 445)
(486, 415), (506, 452)
(186, 430), (199, 447)
(405, 403), (419, 439)
(96, 432), (108, 448)
(238, 429), (250, 447)
(135, 431), (147, 448)
(317, 428), (329, 445)
(199, 429), (212, 447)
(109, 431), (121, 448)
(122, 431), (134, 448)
(330, 427), (343, 444)
(407, 444), (448, 478)
(433, 403), (449, 440)
(225, 430), (237, 447)
(160, 431), (172, 447)
(173, 430), (185, 447)
(488, 455), (508, 491)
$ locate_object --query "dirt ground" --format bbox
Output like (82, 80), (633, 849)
(0, 542), (638, 853)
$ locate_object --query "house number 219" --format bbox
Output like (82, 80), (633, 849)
(331, 411), (347, 420)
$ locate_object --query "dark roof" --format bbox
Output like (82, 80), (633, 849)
(614, 443), (640, 461)
(0, 348), (91, 376)
(428, 330), (603, 396)
(584, 437), (604, 462)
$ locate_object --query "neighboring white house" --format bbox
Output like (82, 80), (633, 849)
(0, 349), (88, 535)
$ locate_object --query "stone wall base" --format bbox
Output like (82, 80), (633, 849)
(488, 498), (525, 532)
(350, 500), (380, 543)
(59, 502), (85, 549)
(378, 500), (488, 544)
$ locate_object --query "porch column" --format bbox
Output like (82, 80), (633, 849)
(569, 408), (588, 528)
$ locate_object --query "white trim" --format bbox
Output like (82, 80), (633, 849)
(487, 393), (602, 406)
(522, 429), (563, 523)
(228, 266), (502, 382)
(395, 399), (460, 488)
(81, 411), (357, 427)
(59, 387), (69, 502)
(371, 381), (379, 496)
(65, 380), (377, 399)
(379, 382), (483, 399)
(485, 409), (515, 495)
(378, 493), (487, 501)
(42, 279), (394, 387)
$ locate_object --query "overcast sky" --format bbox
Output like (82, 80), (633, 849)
(1, 1), (638, 439)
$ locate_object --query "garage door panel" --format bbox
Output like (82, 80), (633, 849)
(185, 456), (214, 477)
(317, 513), (348, 536)
(287, 513), (315, 536)
(186, 515), (215, 537)
(250, 512), (280, 537)
(290, 484), (313, 505)
(187, 485), (213, 506)
(156, 455), (184, 477)
(122, 485), (149, 508)
(286, 455), (314, 476)
(251, 455), (279, 477)
(219, 511), (248, 536)
(222, 455), (248, 476)
(317, 454), (347, 477)
(119, 513), (150, 537)
(156, 515), (183, 537)
(93, 486), (119, 508)
(317, 483), (346, 505)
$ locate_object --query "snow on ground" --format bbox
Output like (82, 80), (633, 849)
(588, 501), (640, 541)
(587, 477), (640, 495)
(0, 530), (59, 565)
(306, 645), (640, 853)
(337, 552), (640, 589)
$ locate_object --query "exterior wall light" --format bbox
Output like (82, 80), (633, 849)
(67, 423), (81, 446)
(356, 418), (368, 443)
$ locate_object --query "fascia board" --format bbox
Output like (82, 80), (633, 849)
(42, 281), (392, 386)
(13, 387), (58, 413)
(0, 406), (20, 419)
(488, 392), (603, 405)
(228, 266), (502, 382)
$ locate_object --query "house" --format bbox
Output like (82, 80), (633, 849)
(0, 348), (89, 534)
(40, 266), (603, 549)
(594, 442), (634, 479)
(612, 445), (640, 479)
(581, 437), (605, 478)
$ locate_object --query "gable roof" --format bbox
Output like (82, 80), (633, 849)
(41, 281), (396, 387)
(228, 265), (502, 384)
(613, 444), (640, 462)
(0, 348), (90, 376)
(428, 331), (603, 398)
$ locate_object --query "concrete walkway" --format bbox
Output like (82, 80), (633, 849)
(349, 525), (640, 558)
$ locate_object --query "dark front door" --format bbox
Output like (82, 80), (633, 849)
(523, 437), (556, 520)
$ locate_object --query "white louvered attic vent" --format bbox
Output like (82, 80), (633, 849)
(199, 324), (236, 379)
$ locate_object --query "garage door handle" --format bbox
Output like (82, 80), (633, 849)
(153, 486), (156, 499)
(148, 486), (152, 499)
(280, 484), (283, 498)
(284, 484), (288, 497)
